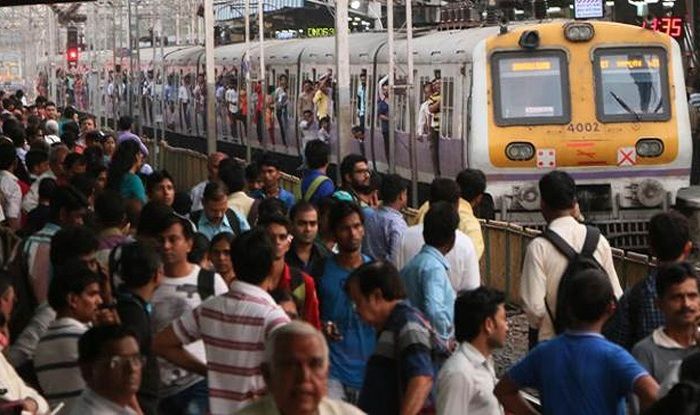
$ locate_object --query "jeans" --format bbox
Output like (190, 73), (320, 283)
(276, 106), (288, 146)
(430, 128), (441, 177)
(158, 379), (209, 415)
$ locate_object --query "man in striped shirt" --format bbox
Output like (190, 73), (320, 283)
(155, 229), (290, 414)
(34, 261), (103, 412)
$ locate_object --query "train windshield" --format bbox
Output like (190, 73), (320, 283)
(593, 48), (671, 123)
(491, 50), (570, 126)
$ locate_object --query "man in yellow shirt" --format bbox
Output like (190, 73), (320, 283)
(415, 170), (486, 259)
(313, 77), (331, 121)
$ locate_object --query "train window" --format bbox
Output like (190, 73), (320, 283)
(491, 50), (570, 126)
(350, 74), (359, 123)
(593, 47), (670, 123)
(441, 77), (455, 137)
(288, 73), (297, 118)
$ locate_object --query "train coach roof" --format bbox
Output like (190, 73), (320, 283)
(166, 46), (204, 65)
(139, 46), (189, 64)
(298, 32), (389, 65)
(376, 26), (502, 64)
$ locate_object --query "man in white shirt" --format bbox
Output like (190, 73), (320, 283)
(520, 170), (622, 343)
(179, 77), (192, 132)
(0, 352), (48, 414)
(395, 178), (480, 292)
(73, 325), (143, 415)
(43, 119), (61, 145)
(437, 287), (508, 415)
(0, 142), (22, 230)
(151, 214), (229, 413)
(154, 229), (290, 414)
(237, 321), (364, 415)
(632, 262), (700, 385)
(23, 144), (69, 213)
(225, 82), (240, 139)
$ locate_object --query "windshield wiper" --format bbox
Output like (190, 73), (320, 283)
(610, 91), (641, 122)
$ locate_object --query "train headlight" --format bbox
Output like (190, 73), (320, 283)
(564, 22), (594, 42)
(636, 139), (664, 157)
(636, 179), (665, 207)
(505, 142), (535, 161)
(518, 31), (540, 49)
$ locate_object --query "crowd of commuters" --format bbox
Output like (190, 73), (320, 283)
(0, 91), (699, 415)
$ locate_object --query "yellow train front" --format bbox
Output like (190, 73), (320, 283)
(469, 20), (692, 228)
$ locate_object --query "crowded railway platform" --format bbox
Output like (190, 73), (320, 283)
(2, 0), (700, 413)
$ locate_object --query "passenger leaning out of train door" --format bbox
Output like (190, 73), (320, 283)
(417, 82), (434, 142)
(520, 171), (622, 345)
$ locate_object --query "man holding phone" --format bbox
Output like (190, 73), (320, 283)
(310, 201), (374, 405)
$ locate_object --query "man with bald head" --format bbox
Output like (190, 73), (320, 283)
(236, 321), (364, 415)
(190, 152), (228, 211)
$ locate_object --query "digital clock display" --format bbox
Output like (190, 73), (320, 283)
(642, 16), (684, 39)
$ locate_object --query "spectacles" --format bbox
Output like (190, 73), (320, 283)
(102, 354), (146, 370)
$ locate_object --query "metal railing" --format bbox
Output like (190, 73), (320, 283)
(480, 220), (654, 305)
(147, 140), (654, 306)
(144, 138), (301, 198)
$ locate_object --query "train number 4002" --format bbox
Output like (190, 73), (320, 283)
(567, 122), (600, 133)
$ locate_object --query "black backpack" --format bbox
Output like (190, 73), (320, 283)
(110, 245), (216, 301)
(190, 208), (242, 236)
(541, 225), (604, 334)
(196, 268), (216, 301)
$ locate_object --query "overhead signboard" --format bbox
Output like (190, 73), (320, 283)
(574, 0), (604, 19)
(0, 0), (94, 6)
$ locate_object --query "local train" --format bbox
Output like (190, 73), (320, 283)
(39, 20), (692, 235)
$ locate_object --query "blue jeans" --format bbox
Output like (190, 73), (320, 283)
(158, 379), (209, 415)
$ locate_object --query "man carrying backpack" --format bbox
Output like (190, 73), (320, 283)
(520, 171), (622, 344)
(190, 181), (250, 240)
(151, 214), (229, 414)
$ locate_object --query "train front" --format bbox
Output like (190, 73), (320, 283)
(469, 20), (691, 236)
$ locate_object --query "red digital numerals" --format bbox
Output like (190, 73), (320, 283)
(642, 17), (683, 38)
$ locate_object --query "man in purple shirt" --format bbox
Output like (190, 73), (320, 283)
(363, 173), (407, 263)
(116, 115), (149, 157)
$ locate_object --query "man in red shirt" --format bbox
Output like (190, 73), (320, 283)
(259, 213), (320, 328)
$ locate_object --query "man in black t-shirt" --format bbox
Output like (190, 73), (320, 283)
(115, 239), (164, 415)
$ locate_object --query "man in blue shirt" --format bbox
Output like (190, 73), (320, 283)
(301, 139), (334, 204)
(377, 83), (390, 165)
(310, 201), (374, 405)
(191, 181), (250, 240)
(346, 260), (437, 415)
(363, 173), (407, 263)
(400, 201), (458, 342)
(254, 153), (296, 211)
(495, 269), (659, 415)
